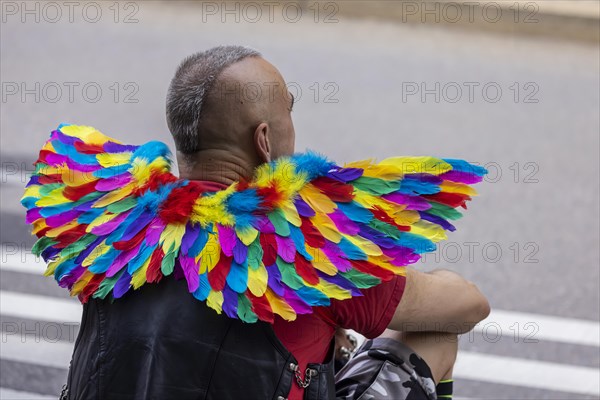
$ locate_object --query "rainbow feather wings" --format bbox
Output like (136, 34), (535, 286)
(21, 124), (487, 323)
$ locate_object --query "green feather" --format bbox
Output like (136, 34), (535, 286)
(268, 209), (290, 236)
(32, 237), (58, 256)
(107, 197), (137, 213)
(247, 239), (263, 270)
(237, 294), (258, 323)
(341, 269), (381, 289)
(353, 177), (400, 195)
(93, 269), (125, 299)
(59, 234), (97, 258)
(427, 202), (463, 220)
(277, 257), (304, 289)
(161, 251), (176, 275)
(368, 219), (402, 240)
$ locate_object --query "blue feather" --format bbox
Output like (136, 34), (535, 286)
(226, 259), (248, 293)
(193, 273), (211, 301)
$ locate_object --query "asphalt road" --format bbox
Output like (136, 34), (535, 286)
(1, 2), (599, 399)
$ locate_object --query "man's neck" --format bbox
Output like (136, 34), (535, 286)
(177, 148), (257, 186)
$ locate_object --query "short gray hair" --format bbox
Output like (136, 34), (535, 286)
(166, 45), (261, 154)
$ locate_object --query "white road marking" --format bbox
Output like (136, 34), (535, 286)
(0, 291), (81, 324)
(454, 351), (600, 397)
(0, 334), (73, 369)
(0, 388), (57, 400)
(474, 309), (600, 347)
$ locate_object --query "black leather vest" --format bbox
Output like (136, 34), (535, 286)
(65, 274), (335, 400)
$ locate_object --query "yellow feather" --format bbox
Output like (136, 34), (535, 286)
(96, 152), (132, 168)
(131, 257), (151, 289)
(345, 235), (383, 256)
(62, 169), (97, 187)
(368, 256), (407, 274)
(92, 183), (134, 208)
(191, 185), (236, 226)
(306, 246), (338, 276)
(45, 220), (79, 238)
(309, 279), (352, 300)
(207, 290), (224, 314)
(311, 213), (341, 243)
(86, 213), (119, 232)
(43, 259), (60, 276)
(82, 242), (110, 267)
(70, 270), (94, 295)
(32, 219), (48, 235)
(411, 220), (448, 242)
(440, 181), (478, 196)
(36, 187), (70, 207)
(392, 209), (421, 226)
(380, 156), (451, 176)
(60, 125), (117, 145)
(247, 262), (268, 296)
(281, 201), (301, 227)
(299, 183), (337, 214)
(237, 227), (259, 246)
(160, 223), (186, 253)
(199, 232), (220, 274)
(22, 185), (41, 200)
(265, 288), (297, 321)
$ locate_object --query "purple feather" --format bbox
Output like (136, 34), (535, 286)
(381, 246), (420, 266)
(282, 287), (313, 314)
(419, 211), (456, 231)
(179, 254), (199, 292)
(328, 209), (360, 235)
(317, 271), (362, 296)
(54, 129), (79, 145)
(59, 265), (85, 288)
(120, 212), (154, 242)
(327, 167), (363, 182)
(26, 208), (42, 224)
(103, 142), (139, 153)
(275, 235), (295, 263)
(266, 264), (285, 296)
(233, 238), (248, 264)
(145, 220), (164, 247)
(217, 225), (236, 256)
(253, 216), (276, 233)
(106, 244), (140, 277)
(383, 193), (431, 211)
(322, 242), (352, 272)
(90, 211), (130, 235)
(95, 173), (132, 191)
(439, 170), (482, 184)
(113, 271), (132, 298)
(75, 236), (105, 264)
(222, 285), (238, 318)
(181, 223), (199, 254)
(404, 173), (443, 184)
(26, 175), (39, 187)
(46, 210), (80, 228)
(294, 197), (315, 217)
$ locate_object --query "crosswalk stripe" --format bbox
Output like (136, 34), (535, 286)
(454, 351), (600, 396)
(1, 334), (73, 369)
(0, 291), (81, 324)
(473, 309), (600, 347)
(1, 321), (597, 397)
(2, 258), (599, 348)
(0, 388), (56, 400)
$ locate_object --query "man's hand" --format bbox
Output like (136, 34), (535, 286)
(389, 268), (490, 334)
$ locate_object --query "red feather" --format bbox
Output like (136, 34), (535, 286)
(351, 260), (395, 281)
(247, 292), (274, 323)
(54, 224), (88, 248)
(371, 205), (411, 231)
(256, 185), (283, 210)
(311, 177), (354, 202)
(260, 233), (278, 266)
(208, 253), (231, 291)
(38, 174), (62, 185)
(159, 184), (203, 224)
(133, 172), (178, 196)
(294, 253), (320, 285)
(74, 141), (105, 154)
(423, 192), (471, 208)
(300, 217), (326, 248)
(113, 227), (146, 251)
(78, 273), (105, 303)
(63, 180), (98, 201)
(147, 249), (164, 283)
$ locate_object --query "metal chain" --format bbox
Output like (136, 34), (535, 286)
(294, 367), (316, 389)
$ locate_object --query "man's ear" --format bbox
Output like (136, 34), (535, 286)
(253, 122), (271, 163)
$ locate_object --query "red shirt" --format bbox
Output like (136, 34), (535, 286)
(197, 181), (406, 399)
